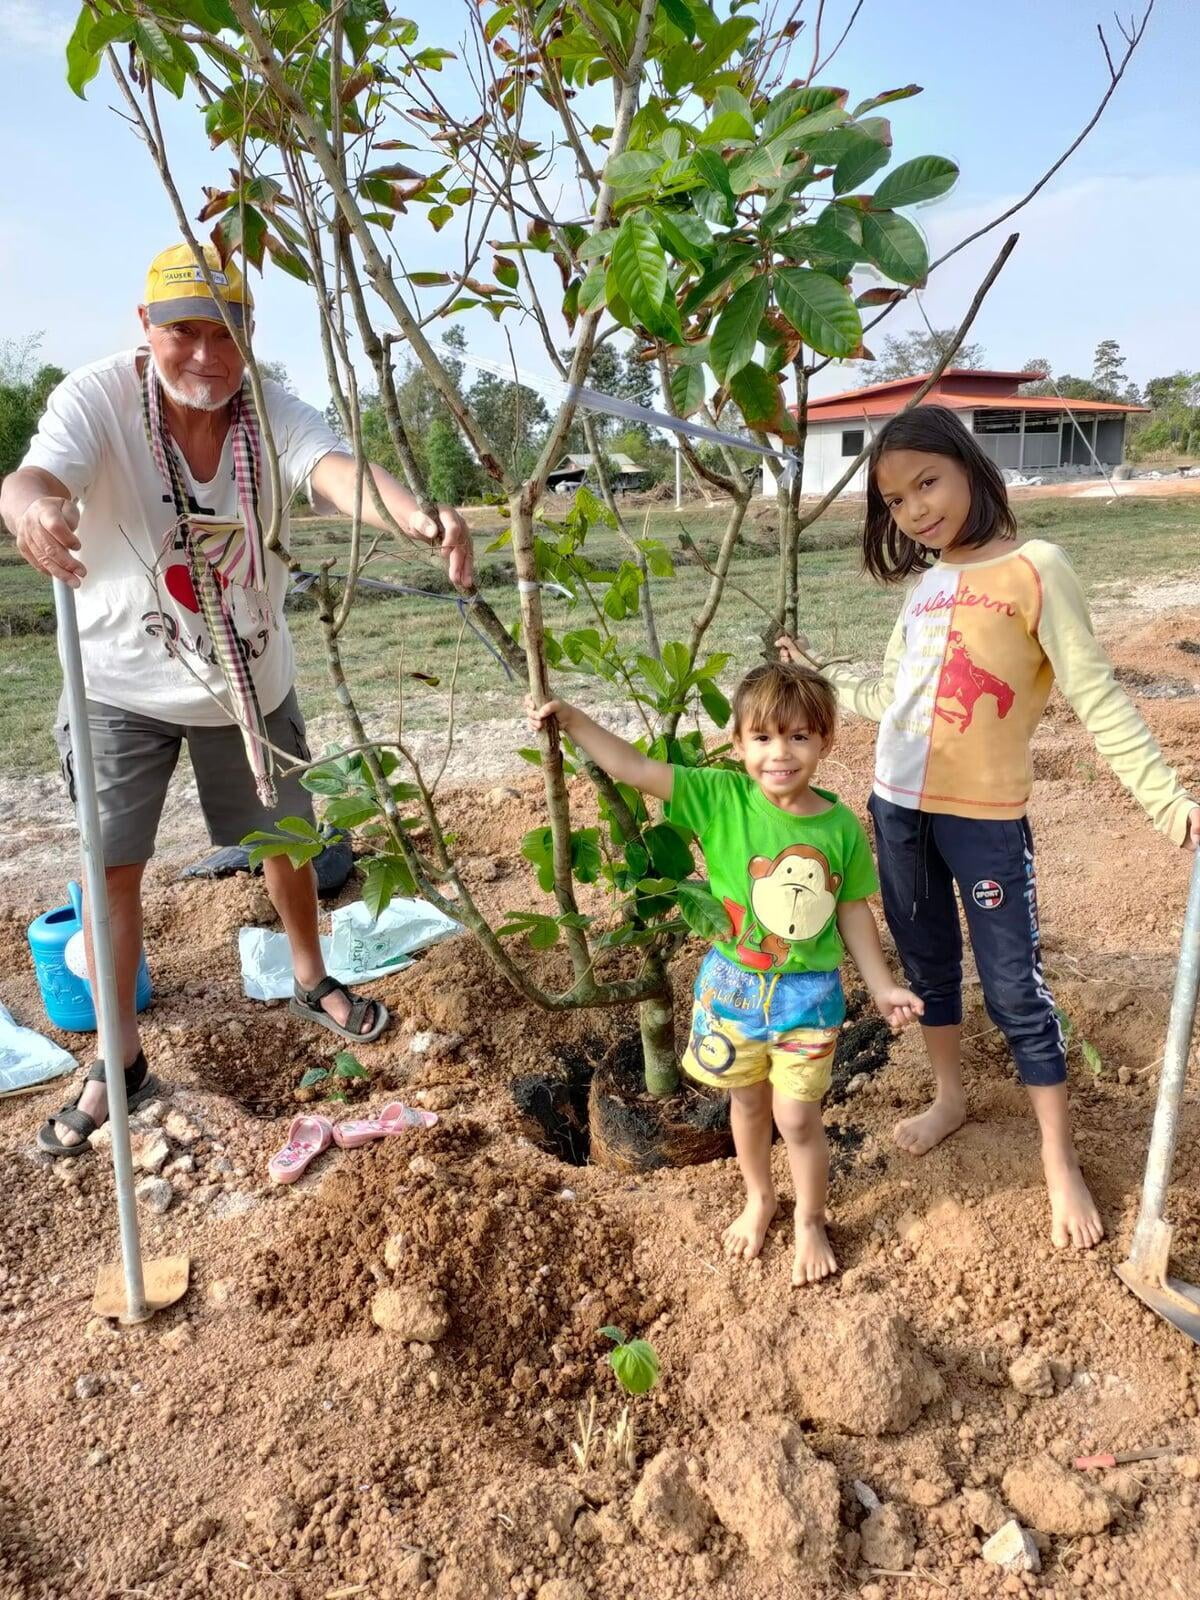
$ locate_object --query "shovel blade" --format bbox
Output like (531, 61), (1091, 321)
(92, 1254), (190, 1324)
(1115, 1260), (1200, 1347)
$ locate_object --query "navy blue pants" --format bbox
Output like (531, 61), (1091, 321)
(868, 795), (1066, 1087)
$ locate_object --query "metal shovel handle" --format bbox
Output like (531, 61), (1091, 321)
(1127, 850), (1200, 1261)
(53, 578), (148, 1322)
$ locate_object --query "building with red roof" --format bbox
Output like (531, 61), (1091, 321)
(772, 369), (1147, 496)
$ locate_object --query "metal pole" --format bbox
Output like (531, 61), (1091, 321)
(674, 445), (682, 510)
(1129, 853), (1200, 1253)
(53, 578), (148, 1322)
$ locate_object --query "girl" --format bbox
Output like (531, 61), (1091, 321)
(781, 404), (1199, 1250)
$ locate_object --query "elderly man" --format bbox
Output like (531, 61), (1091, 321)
(1, 243), (472, 1157)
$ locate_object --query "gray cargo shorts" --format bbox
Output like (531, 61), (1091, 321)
(54, 686), (317, 867)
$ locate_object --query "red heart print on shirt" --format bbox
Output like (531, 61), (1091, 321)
(163, 562), (229, 614)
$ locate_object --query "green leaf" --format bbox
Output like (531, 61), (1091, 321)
(322, 795), (381, 829)
(852, 83), (922, 117)
(66, 7), (102, 98)
(709, 85), (754, 140)
(859, 210), (929, 286)
(658, 0), (694, 37)
(494, 254), (519, 288)
(873, 155), (959, 210)
(521, 826), (557, 893)
(599, 1325), (626, 1344)
(760, 85), (844, 139)
(729, 360), (784, 430)
(774, 268), (862, 358)
(334, 1051), (369, 1080)
(299, 1067), (329, 1089)
(579, 228), (618, 261)
(610, 1337), (660, 1396)
(669, 363), (706, 417)
(362, 855), (415, 920)
(652, 210), (713, 267)
(697, 679), (732, 726)
(691, 148), (735, 208)
(602, 150), (662, 190)
(609, 212), (668, 331)
(428, 205), (454, 232)
(709, 276), (768, 383)
(570, 828), (602, 884)
(674, 881), (733, 940)
(643, 822), (694, 882)
(578, 267), (607, 313)
(1081, 1039), (1103, 1077)
(833, 134), (891, 195)
(662, 640), (690, 683)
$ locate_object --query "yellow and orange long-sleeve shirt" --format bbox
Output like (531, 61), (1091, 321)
(825, 540), (1195, 845)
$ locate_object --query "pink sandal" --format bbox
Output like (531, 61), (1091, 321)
(268, 1114), (334, 1184)
(331, 1102), (439, 1149)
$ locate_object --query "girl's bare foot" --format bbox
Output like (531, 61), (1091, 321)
(792, 1215), (837, 1285)
(1043, 1148), (1104, 1249)
(894, 1092), (967, 1156)
(723, 1192), (778, 1261)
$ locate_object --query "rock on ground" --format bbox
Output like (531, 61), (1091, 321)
(1002, 1455), (1115, 1536)
(859, 1502), (915, 1570)
(370, 1285), (448, 1342)
(1008, 1351), (1055, 1397)
(686, 1293), (942, 1436)
(630, 1448), (713, 1553)
(135, 1177), (173, 1215)
(960, 1487), (1009, 1536)
(982, 1520), (1041, 1574)
(703, 1416), (840, 1579)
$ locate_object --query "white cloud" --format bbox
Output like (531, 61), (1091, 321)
(0, 0), (72, 53)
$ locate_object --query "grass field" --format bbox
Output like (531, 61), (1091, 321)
(1, 493), (1195, 773)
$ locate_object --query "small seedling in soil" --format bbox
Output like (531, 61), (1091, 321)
(294, 1051), (371, 1104)
(600, 1326), (661, 1396)
(1055, 1009), (1104, 1077)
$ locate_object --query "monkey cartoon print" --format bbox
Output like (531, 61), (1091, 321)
(664, 765), (879, 979)
(746, 844), (842, 966)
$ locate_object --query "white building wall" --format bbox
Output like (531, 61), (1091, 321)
(761, 417), (882, 496)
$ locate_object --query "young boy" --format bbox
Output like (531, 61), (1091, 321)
(530, 662), (921, 1284)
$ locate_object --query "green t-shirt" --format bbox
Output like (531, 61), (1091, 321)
(665, 766), (879, 975)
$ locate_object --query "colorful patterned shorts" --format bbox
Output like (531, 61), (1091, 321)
(682, 949), (845, 1103)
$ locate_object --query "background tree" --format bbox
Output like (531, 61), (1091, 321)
(426, 417), (482, 504)
(0, 335), (65, 478)
(1019, 338), (1141, 404)
(857, 327), (987, 384)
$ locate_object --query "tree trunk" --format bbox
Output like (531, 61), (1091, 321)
(638, 953), (679, 1097)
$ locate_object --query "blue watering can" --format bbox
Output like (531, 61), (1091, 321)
(26, 881), (151, 1033)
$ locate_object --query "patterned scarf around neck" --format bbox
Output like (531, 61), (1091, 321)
(141, 357), (278, 807)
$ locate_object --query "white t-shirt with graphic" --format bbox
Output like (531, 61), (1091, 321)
(22, 348), (339, 724)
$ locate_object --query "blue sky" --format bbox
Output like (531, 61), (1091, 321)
(1, 0), (1196, 410)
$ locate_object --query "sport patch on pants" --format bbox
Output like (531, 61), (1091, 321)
(681, 949), (845, 1103)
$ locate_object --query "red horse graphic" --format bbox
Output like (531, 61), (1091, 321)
(935, 631), (1014, 731)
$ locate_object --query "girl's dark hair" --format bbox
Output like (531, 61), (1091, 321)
(861, 404), (1017, 583)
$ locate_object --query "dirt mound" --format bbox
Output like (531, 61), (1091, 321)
(247, 1123), (644, 1420)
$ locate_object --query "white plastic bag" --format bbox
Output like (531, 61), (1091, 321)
(239, 897), (461, 1002)
(0, 1002), (77, 1096)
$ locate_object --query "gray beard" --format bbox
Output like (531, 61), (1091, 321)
(152, 356), (237, 413)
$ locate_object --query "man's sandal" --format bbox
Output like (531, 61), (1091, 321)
(36, 1051), (161, 1159)
(289, 977), (390, 1044)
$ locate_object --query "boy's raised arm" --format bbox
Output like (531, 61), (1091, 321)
(528, 699), (674, 803)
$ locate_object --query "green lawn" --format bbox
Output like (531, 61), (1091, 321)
(1, 494), (1194, 773)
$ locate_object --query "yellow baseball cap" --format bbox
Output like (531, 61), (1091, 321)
(143, 242), (252, 329)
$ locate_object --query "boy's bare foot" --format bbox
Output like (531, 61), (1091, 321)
(792, 1215), (837, 1285)
(723, 1193), (778, 1262)
(1043, 1148), (1104, 1249)
(894, 1093), (967, 1156)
